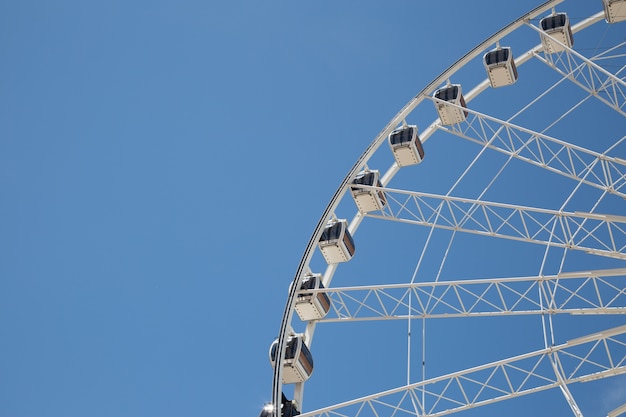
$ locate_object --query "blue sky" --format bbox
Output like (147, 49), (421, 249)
(1, 1), (625, 417)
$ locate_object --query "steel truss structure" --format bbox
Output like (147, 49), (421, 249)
(268, 2), (626, 417)
(363, 185), (626, 259)
(299, 324), (626, 417)
(431, 103), (626, 199)
(304, 268), (626, 322)
(526, 18), (626, 116)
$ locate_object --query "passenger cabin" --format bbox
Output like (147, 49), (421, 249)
(318, 219), (355, 264)
(350, 170), (387, 212)
(484, 47), (518, 88)
(433, 85), (468, 125)
(259, 404), (273, 417)
(603, 0), (626, 23)
(540, 13), (573, 53)
(269, 335), (314, 384)
(294, 273), (331, 321)
(388, 125), (425, 166)
(259, 394), (301, 417)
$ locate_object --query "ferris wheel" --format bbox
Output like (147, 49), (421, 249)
(263, 1), (626, 417)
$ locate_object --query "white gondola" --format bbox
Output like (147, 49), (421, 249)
(433, 84), (468, 126)
(269, 335), (314, 384)
(388, 125), (425, 167)
(603, 0), (626, 23)
(294, 273), (331, 321)
(483, 47), (518, 88)
(540, 12), (573, 53)
(318, 219), (355, 264)
(259, 394), (300, 417)
(350, 170), (387, 212)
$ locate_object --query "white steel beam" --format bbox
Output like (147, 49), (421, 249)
(359, 186), (626, 260)
(301, 269), (626, 322)
(429, 99), (626, 199)
(299, 324), (626, 417)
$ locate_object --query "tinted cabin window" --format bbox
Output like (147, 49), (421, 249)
(343, 230), (356, 255)
(271, 338), (301, 361)
(305, 275), (330, 305)
(485, 48), (509, 65)
(319, 289), (331, 311)
(542, 14), (567, 30)
(285, 338), (298, 360)
(354, 172), (376, 186)
(300, 276), (317, 297)
(435, 86), (459, 101)
(270, 343), (276, 361)
(300, 342), (314, 368)
(301, 276), (318, 291)
(320, 223), (343, 242)
(390, 127), (415, 145)
(416, 140), (425, 159)
(270, 341), (278, 362)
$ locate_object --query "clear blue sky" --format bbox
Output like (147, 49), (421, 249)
(1, 1), (624, 417)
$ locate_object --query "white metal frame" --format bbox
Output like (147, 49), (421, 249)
(431, 103), (626, 199)
(362, 185), (626, 259)
(300, 268), (626, 322)
(298, 324), (626, 417)
(269, 1), (626, 416)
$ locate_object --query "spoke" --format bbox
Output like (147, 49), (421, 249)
(300, 325), (626, 417)
(524, 21), (626, 115)
(305, 268), (626, 322)
(427, 98), (626, 199)
(360, 186), (626, 259)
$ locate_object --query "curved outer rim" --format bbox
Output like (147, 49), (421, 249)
(267, 0), (609, 415)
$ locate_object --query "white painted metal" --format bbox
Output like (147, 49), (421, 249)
(317, 219), (354, 264)
(294, 273), (331, 321)
(301, 326), (626, 417)
(604, 0), (626, 23)
(539, 12), (574, 53)
(296, 268), (626, 322)
(433, 84), (468, 125)
(270, 336), (314, 384)
(350, 170), (387, 213)
(388, 125), (425, 167)
(268, 1), (625, 416)
(298, 324), (626, 417)
(609, 401), (626, 417)
(431, 103), (626, 198)
(483, 47), (518, 88)
(525, 19), (626, 116)
(364, 186), (626, 259)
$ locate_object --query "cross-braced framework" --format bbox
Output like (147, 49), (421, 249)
(525, 19), (626, 116)
(302, 268), (626, 322)
(430, 102), (626, 199)
(363, 186), (626, 259)
(299, 325), (626, 417)
(269, 2), (626, 417)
